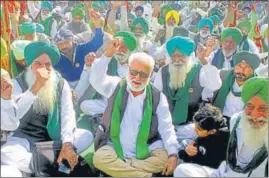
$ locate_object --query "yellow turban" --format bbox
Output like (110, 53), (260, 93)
(165, 10), (180, 25)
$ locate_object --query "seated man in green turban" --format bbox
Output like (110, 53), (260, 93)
(130, 17), (154, 54)
(1, 41), (94, 176)
(153, 36), (222, 143)
(237, 20), (259, 54)
(175, 77), (268, 177)
(106, 31), (137, 78)
(60, 7), (91, 44)
(9, 40), (31, 78)
(213, 51), (261, 126)
(18, 22), (51, 43)
(90, 39), (179, 176)
(197, 27), (243, 70)
(35, 1), (58, 38)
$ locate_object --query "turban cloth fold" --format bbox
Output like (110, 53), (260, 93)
(24, 41), (60, 66)
(221, 27), (243, 45)
(165, 10), (180, 25)
(35, 23), (44, 33)
(19, 22), (36, 35)
(209, 15), (221, 24)
(166, 36), (195, 57)
(113, 31), (137, 52)
(198, 18), (214, 33)
(135, 6), (144, 13)
(234, 51), (261, 70)
(242, 77), (268, 104)
(71, 8), (85, 19)
(130, 17), (149, 34)
(11, 40), (32, 60)
(237, 21), (252, 32)
(41, 1), (53, 11)
(1, 37), (7, 58)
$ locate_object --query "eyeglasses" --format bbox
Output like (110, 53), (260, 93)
(129, 68), (150, 78)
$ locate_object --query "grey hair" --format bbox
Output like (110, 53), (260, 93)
(128, 52), (155, 72)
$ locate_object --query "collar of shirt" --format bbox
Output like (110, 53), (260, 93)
(126, 84), (147, 101)
(233, 81), (242, 92)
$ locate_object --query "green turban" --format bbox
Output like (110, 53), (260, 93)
(91, 2), (101, 11)
(71, 8), (85, 19)
(209, 15), (221, 24)
(130, 17), (149, 35)
(237, 20), (252, 33)
(209, 8), (223, 20)
(41, 1), (53, 11)
(75, 2), (85, 9)
(114, 31), (137, 52)
(166, 36), (195, 57)
(1, 37), (7, 58)
(19, 22), (36, 36)
(128, 13), (136, 21)
(242, 77), (268, 104)
(234, 51), (261, 70)
(24, 42), (60, 66)
(158, 4), (173, 25)
(173, 27), (189, 37)
(221, 27), (243, 45)
(11, 40), (32, 60)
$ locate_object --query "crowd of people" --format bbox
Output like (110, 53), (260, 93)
(0, 1), (268, 177)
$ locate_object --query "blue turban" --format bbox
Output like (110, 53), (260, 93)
(198, 18), (214, 33)
(35, 23), (44, 33)
(41, 1), (53, 11)
(166, 36), (195, 57)
(135, 6), (144, 13)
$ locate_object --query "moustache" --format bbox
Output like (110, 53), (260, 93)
(172, 61), (185, 67)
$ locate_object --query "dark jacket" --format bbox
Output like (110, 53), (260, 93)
(179, 128), (230, 168)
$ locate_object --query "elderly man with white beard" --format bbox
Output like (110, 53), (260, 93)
(106, 31), (137, 78)
(90, 38), (179, 177)
(174, 77), (268, 177)
(153, 36), (222, 143)
(1, 42), (93, 177)
(200, 27), (243, 70)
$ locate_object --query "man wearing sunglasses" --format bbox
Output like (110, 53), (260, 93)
(213, 51), (261, 128)
(90, 38), (179, 176)
(153, 36), (222, 143)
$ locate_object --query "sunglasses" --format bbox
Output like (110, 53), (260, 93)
(129, 68), (150, 78)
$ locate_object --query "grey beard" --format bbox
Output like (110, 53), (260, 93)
(114, 52), (129, 65)
(223, 48), (236, 58)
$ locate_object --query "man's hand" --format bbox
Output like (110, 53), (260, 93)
(85, 52), (97, 67)
(57, 142), (78, 170)
(205, 37), (217, 52)
(89, 9), (102, 28)
(185, 140), (198, 157)
(196, 43), (208, 65)
(105, 38), (123, 57)
(162, 155), (178, 176)
(153, 2), (161, 17)
(1, 76), (13, 100)
(31, 68), (51, 95)
(111, 1), (124, 10)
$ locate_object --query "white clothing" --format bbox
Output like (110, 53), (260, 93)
(175, 123), (198, 144)
(11, 78), (76, 144)
(174, 163), (216, 177)
(206, 50), (234, 69)
(90, 54), (180, 157)
(80, 98), (107, 116)
(1, 90), (36, 131)
(1, 129), (93, 176)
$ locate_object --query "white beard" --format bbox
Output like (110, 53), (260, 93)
(240, 112), (268, 151)
(26, 68), (56, 115)
(126, 76), (150, 92)
(165, 24), (176, 41)
(168, 59), (193, 90)
(222, 47), (236, 58)
(114, 52), (130, 65)
(136, 35), (146, 51)
(200, 30), (211, 38)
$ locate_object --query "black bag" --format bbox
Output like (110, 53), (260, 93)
(32, 141), (99, 177)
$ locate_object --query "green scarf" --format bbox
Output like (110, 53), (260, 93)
(227, 116), (268, 174)
(10, 50), (22, 78)
(46, 102), (61, 141)
(38, 16), (54, 37)
(107, 57), (119, 77)
(167, 63), (200, 125)
(110, 80), (152, 160)
(213, 70), (238, 112)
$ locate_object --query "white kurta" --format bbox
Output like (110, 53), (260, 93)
(1, 90), (36, 131)
(222, 82), (244, 117)
(206, 50), (234, 69)
(90, 54), (180, 157)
